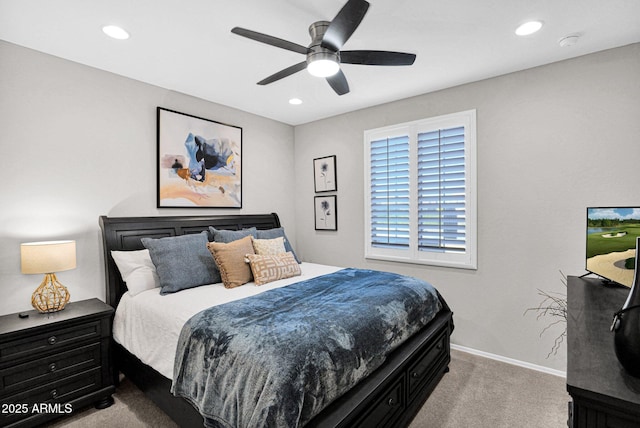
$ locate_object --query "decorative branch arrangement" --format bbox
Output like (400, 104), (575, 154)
(524, 271), (567, 358)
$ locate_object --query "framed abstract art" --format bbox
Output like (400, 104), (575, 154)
(157, 107), (242, 208)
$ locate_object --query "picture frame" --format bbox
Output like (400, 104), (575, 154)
(314, 195), (337, 231)
(157, 107), (242, 208)
(313, 155), (337, 193)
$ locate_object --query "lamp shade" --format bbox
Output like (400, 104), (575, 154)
(21, 240), (76, 274)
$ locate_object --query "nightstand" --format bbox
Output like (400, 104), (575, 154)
(0, 299), (115, 427)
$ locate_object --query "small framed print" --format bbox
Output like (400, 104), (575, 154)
(315, 195), (337, 231)
(313, 155), (337, 193)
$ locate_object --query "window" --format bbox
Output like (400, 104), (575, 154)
(364, 110), (477, 269)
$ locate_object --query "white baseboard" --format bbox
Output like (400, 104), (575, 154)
(451, 344), (566, 378)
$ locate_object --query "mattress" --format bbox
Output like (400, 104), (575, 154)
(112, 262), (341, 379)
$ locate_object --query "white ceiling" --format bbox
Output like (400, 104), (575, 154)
(1, 0), (639, 125)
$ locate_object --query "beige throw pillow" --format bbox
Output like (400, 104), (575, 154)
(252, 236), (286, 256)
(245, 252), (301, 286)
(207, 235), (255, 288)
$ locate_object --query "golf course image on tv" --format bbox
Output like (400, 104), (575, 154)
(586, 207), (640, 287)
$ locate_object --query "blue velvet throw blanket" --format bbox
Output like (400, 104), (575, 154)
(171, 268), (443, 428)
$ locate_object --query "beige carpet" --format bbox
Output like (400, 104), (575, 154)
(410, 350), (568, 427)
(47, 349), (568, 427)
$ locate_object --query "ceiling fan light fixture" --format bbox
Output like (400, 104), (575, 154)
(307, 59), (340, 77)
(307, 50), (340, 77)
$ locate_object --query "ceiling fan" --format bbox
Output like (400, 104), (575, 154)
(231, 0), (416, 96)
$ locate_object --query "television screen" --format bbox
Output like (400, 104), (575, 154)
(586, 207), (640, 287)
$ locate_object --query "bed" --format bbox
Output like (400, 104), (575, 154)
(99, 213), (454, 428)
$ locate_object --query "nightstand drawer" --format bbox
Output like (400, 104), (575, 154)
(0, 368), (102, 426)
(1, 342), (101, 396)
(0, 321), (101, 364)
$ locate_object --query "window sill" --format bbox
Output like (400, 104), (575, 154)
(365, 254), (477, 270)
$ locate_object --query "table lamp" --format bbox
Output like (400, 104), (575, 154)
(21, 240), (76, 313)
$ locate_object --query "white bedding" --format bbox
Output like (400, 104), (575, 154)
(112, 262), (341, 379)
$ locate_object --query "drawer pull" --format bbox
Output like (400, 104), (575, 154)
(48, 336), (57, 345)
(51, 389), (58, 399)
(49, 363), (57, 372)
(388, 397), (395, 407)
(412, 371), (420, 379)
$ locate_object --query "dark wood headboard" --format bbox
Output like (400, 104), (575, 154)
(99, 213), (281, 308)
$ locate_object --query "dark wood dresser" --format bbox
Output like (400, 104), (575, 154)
(567, 276), (640, 427)
(0, 299), (115, 427)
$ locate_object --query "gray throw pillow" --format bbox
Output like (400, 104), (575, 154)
(209, 227), (257, 243)
(142, 232), (220, 295)
(256, 227), (301, 263)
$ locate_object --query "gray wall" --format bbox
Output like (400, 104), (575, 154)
(293, 43), (640, 372)
(0, 41), (296, 314)
(2, 39), (639, 373)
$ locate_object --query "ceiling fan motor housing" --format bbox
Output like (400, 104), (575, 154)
(309, 21), (330, 45)
(307, 21), (340, 65)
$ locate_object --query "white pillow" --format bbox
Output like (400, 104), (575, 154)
(111, 249), (160, 296)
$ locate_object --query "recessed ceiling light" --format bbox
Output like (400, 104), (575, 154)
(102, 25), (130, 40)
(289, 98), (303, 105)
(515, 21), (543, 36)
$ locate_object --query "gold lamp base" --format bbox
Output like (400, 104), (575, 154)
(31, 273), (70, 313)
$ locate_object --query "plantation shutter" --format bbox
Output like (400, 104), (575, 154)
(370, 135), (410, 248)
(417, 126), (466, 253)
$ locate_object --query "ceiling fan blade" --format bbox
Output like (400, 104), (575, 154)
(231, 27), (308, 55)
(257, 61), (307, 85)
(340, 50), (416, 66)
(326, 69), (350, 95)
(322, 0), (370, 51)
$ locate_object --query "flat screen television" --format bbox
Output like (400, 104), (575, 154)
(586, 207), (640, 287)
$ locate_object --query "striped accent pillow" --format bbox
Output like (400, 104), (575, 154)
(245, 252), (301, 286)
